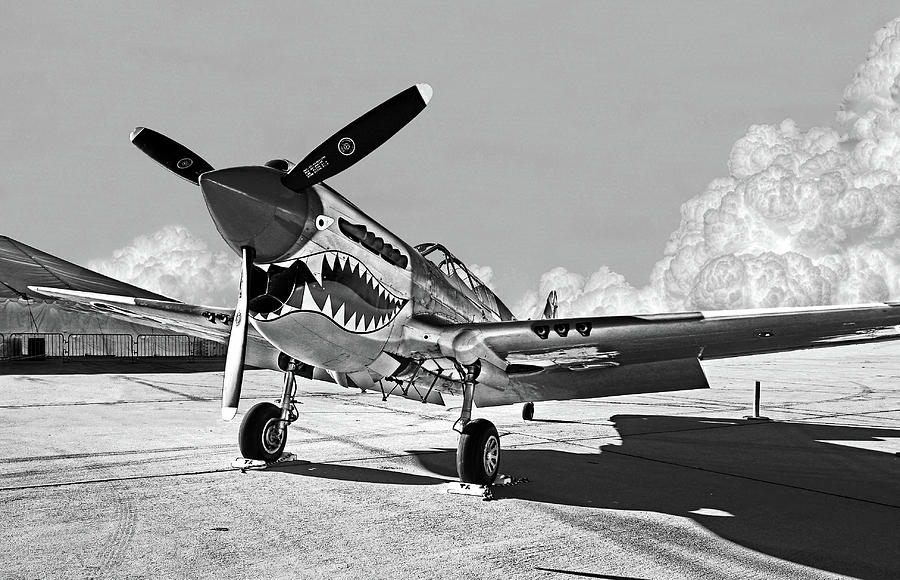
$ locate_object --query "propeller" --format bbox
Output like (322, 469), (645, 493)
(130, 127), (214, 185)
(131, 83), (433, 421)
(222, 246), (253, 421)
(281, 83), (432, 192)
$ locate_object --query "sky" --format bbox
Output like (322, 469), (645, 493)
(3, 2), (900, 311)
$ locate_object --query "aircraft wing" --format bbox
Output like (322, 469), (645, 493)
(29, 287), (230, 340)
(0, 235), (172, 301)
(436, 303), (900, 407)
(27, 287), (281, 369)
(0, 235), (280, 368)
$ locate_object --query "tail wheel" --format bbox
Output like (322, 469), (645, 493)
(239, 402), (287, 462)
(456, 418), (500, 485)
(522, 402), (534, 421)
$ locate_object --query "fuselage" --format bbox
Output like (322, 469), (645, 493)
(199, 166), (512, 384)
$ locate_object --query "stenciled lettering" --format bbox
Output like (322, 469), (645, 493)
(302, 156), (328, 179)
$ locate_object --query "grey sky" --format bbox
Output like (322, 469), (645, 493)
(2, 2), (899, 304)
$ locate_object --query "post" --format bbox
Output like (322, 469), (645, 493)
(754, 380), (761, 416)
(744, 380), (771, 421)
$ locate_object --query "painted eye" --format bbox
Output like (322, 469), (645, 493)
(316, 215), (335, 231)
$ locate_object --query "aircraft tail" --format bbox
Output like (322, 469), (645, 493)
(542, 290), (558, 319)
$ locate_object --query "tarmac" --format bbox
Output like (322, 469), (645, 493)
(0, 345), (898, 580)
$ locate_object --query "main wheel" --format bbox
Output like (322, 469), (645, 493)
(522, 402), (535, 421)
(456, 418), (500, 485)
(239, 402), (287, 462)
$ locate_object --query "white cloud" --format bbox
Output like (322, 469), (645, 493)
(517, 18), (900, 319)
(88, 225), (240, 306)
(468, 263), (496, 290)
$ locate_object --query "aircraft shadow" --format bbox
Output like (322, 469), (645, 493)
(426, 415), (899, 580)
(282, 414), (900, 579)
(268, 460), (447, 486)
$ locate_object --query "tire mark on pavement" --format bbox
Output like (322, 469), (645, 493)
(114, 376), (207, 401)
(0, 444), (235, 464)
(0, 398), (218, 409)
(86, 488), (137, 580)
(0, 468), (232, 492)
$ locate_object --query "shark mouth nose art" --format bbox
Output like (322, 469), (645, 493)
(247, 251), (408, 333)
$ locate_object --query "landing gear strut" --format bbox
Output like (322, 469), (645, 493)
(238, 362), (301, 462)
(454, 364), (501, 485)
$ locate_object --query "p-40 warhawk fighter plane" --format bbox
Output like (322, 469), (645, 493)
(30, 84), (900, 485)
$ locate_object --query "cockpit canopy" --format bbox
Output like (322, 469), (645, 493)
(415, 242), (515, 321)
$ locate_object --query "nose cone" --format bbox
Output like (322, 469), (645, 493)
(200, 166), (319, 262)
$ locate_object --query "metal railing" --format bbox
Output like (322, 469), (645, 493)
(5, 333), (66, 359)
(192, 338), (227, 357)
(0, 332), (226, 361)
(68, 334), (134, 357)
(136, 334), (194, 357)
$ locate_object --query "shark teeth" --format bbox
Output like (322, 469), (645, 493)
(304, 253), (325, 287)
(300, 282), (317, 312)
(251, 250), (408, 333)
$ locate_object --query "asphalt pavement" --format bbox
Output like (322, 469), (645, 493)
(1, 345), (898, 579)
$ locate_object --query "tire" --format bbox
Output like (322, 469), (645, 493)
(456, 418), (500, 485)
(239, 402), (287, 462)
(522, 402), (535, 421)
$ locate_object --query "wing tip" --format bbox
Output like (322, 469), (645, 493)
(130, 127), (144, 142)
(416, 83), (433, 105)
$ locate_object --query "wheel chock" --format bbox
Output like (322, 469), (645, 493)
(445, 474), (515, 500)
(445, 481), (490, 498)
(231, 452), (297, 472)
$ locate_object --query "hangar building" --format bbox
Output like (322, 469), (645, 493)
(0, 236), (224, 361)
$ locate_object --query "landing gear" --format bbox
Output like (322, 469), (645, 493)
(522, 402), (534, 421)
(239, 402), (286, 461)
(457, 419), (500, 484)
(238, 361), (301, 462)
(454, 363), (501, 485)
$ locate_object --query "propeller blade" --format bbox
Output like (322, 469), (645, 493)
(222, 246), (254, 421)
(282, 83), (432, 192)
(130, 127), (215, 185)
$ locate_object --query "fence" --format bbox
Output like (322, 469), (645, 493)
(136, 334), (194, 357)
(69, 334), (134, 357)
(5, 333), (66, 359)
(0, 333), (225, 361)
(193, 339), (227, 358)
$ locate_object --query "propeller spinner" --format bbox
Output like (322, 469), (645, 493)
(130, 83), (433, 420)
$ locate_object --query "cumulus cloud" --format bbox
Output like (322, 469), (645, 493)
(88, 225), (240, 305)
(517, 17), (900, 318)
(468, 263), (496, 290)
